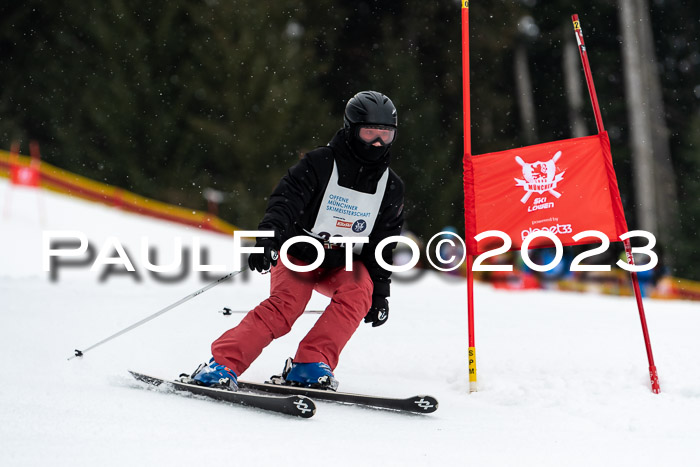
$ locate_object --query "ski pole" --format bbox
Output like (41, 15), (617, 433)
(68, 270), (244, 360)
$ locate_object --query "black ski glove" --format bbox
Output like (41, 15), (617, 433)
(248, 238), (279, 273)
(364, 296), (389, 327)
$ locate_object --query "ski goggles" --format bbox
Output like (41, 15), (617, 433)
(356, 125), (396, 145)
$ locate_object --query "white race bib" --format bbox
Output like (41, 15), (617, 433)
(310, 161), (389, 253)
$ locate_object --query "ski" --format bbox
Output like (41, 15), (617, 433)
(128, 371), (316, 418)
(237, 380), (438, 414)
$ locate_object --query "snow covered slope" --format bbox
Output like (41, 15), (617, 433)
(1, 179), (699, 466)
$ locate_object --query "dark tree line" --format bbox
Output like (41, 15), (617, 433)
(1, 1), (699, 279)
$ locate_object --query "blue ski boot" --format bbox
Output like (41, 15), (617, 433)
(281, 358), (339, 391)
(189, 357), (238, 391)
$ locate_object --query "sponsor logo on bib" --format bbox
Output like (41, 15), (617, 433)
(352, 219), (367, 233)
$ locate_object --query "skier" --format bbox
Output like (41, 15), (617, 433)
(189, 91), (405, 391)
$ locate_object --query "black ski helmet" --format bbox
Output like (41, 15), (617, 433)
(344, 91), (398, 129)
(343, 91), (397, 161)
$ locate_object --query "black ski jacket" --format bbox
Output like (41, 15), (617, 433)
(257, 129), (405, 301)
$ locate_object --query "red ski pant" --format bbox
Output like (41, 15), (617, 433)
(211, 258), (373, 376)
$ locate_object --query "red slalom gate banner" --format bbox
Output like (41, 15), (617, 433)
(464, 132), (628, 253)
(9, 142), (41, 187)
(460, 6), (660, 394)
(10, 164), (40, 187)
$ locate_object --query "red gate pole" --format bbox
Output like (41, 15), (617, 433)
(461, 1), (477, 393)
(2, 142), (21, 219)
(572, 14), (660, 393)
(29, 140), (46, 226)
